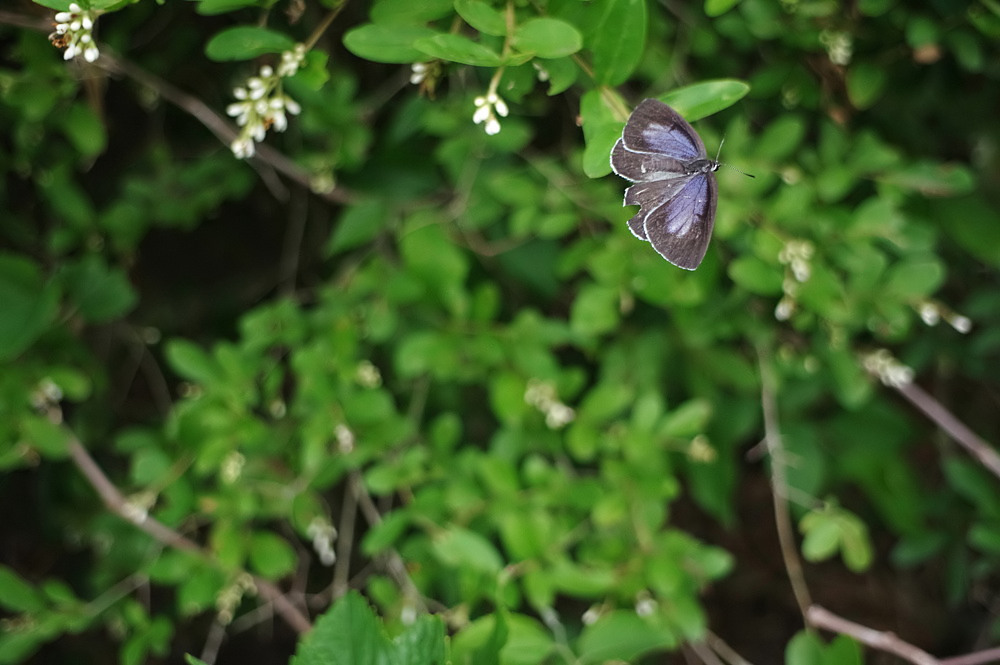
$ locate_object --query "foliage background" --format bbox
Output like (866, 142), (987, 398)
(2, 0), (1000, 663)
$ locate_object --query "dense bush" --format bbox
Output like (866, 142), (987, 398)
(2, 0), (1000, 663)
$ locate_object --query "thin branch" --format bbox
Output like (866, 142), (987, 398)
(807, 605), (939, 665)
(67, 438), (313, 635)
(940, 647), (1000, 665)
(894, 381), (1000, 482)
(703, 630), (756, 665)
(349, 471), (426, 609)
(756, 345), (813, 622)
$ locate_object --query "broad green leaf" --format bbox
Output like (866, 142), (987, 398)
(847, 62), (886, 109)
(661, 79), (751, 122)
(59, 103), (106, 157)
(589, 0), (647, 86)
(728, 255), (783, 295)
(249, 532), (297, 579)
(343, 24), (438, 63)
(455, 0), (506, 36)
(205, 26), (296, 61)
(785, 630), (824, 665)
(660, 399), (713, 438)
(580, 88), (623, 178)
(413, 34), (502, 66)
(885, 258), (944, 298)
(0, 254), (59, 361)
(705, 0), (743, 16)
(194, 0), (261, 15)
(165, 339), (219, 384)
(327, 199), (389, 254)
(59, 255), (137, 323)
(0, 566), (45, 613)
(570, 283), (619, 337)
(577, 610), (677, 663)
(513, 18), (582, 58)
(370, 0), (453, 25)
(431, 526), (504, 574)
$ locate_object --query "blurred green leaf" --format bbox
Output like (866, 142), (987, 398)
(59, 255), (137, 323)
(343, 24), (438, 63)
(577, 611), (677, 663)
(413, 34), (502, 66)
(455, 0), (506, 35)
(661, 79), (751, 121)
(514, 18), (582, 58)
(588, 0), (647, 86)
(205, 26), (296, 61)
(0, 255), (59, 361)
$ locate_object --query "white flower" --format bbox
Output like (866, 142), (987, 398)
(51, 3), (100, 63)
(226, 61), (302, 159)
(473, 92), (509, 136)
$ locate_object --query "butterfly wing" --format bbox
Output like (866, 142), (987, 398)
(643, 171), (718, 270)
(611, 98), (719, 270)
(620, 98), (707, 161)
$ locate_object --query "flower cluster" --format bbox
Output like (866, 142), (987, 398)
(917, 300), (972, 333)
(524, 378), (575, 429)
(226, 47), (305, 159)
(50, 3), (99, 63)
(473, 92), (509, 136)
(307, 517), (337, 566)
(775, 238), (814, 321)
(862, 349), (914, 388)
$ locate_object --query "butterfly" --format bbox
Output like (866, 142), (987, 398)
(610, 98), (722, 270)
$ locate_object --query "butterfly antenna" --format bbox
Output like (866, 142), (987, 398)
(716, 136), (755, 178)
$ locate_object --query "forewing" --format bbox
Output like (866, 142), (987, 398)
(610, 138), (688, 183)
(620, 99), (707, 162)
(643, 172), (718, 270)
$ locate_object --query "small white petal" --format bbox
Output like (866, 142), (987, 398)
(284, 98), (301, 115)
(55, 11), (72, 22)
(485, 117), (501, 135)
(81, 15), (93, 29)
(472, 105), (490, 124)
(473, 95), (487, 107)
(84, 46), (99, 62)
(493, 98), (508, 117)
(260, 65), (273, 77)
(69, 2), (82, 11)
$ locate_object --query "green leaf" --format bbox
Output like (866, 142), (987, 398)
(589, 0), (647, 86)
(0, 566), (45, 613)
(885, 258), (944, 299)
(165, 339), (218, 384)
(413, 33), (502, 66)
(249, 532), (297, 579)
(292, 591), (447, 665)
(785, 630), (824, 665)
(705, 0), (743, 17)
(728, 256), (783, 295)
(847, 62), (886, 109)
(580, 88), (622, 178)
(343, 24), (438, 63)
(327, 199), (389, 254)
(205, 26), (297, 61)
(59, 255), (137, 323)
(660, 79), (751, 122)
(577, 610), (677, 663)
(370, 0), (453, 25)
(193, 0), (261, 15)
(513, 18), (582, 58)
(59, 103), (106, 157)
(431, 526), (504, 574)
(570, 283), (620, 337)
(455, 0), (506, 36)
(0, 254), (59, 361)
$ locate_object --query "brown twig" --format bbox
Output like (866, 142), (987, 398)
(756, 345), (813, 622)
(807, 605), (939, 665)
(894, 381), (1000, 482)
(67, 438), (313, 634)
